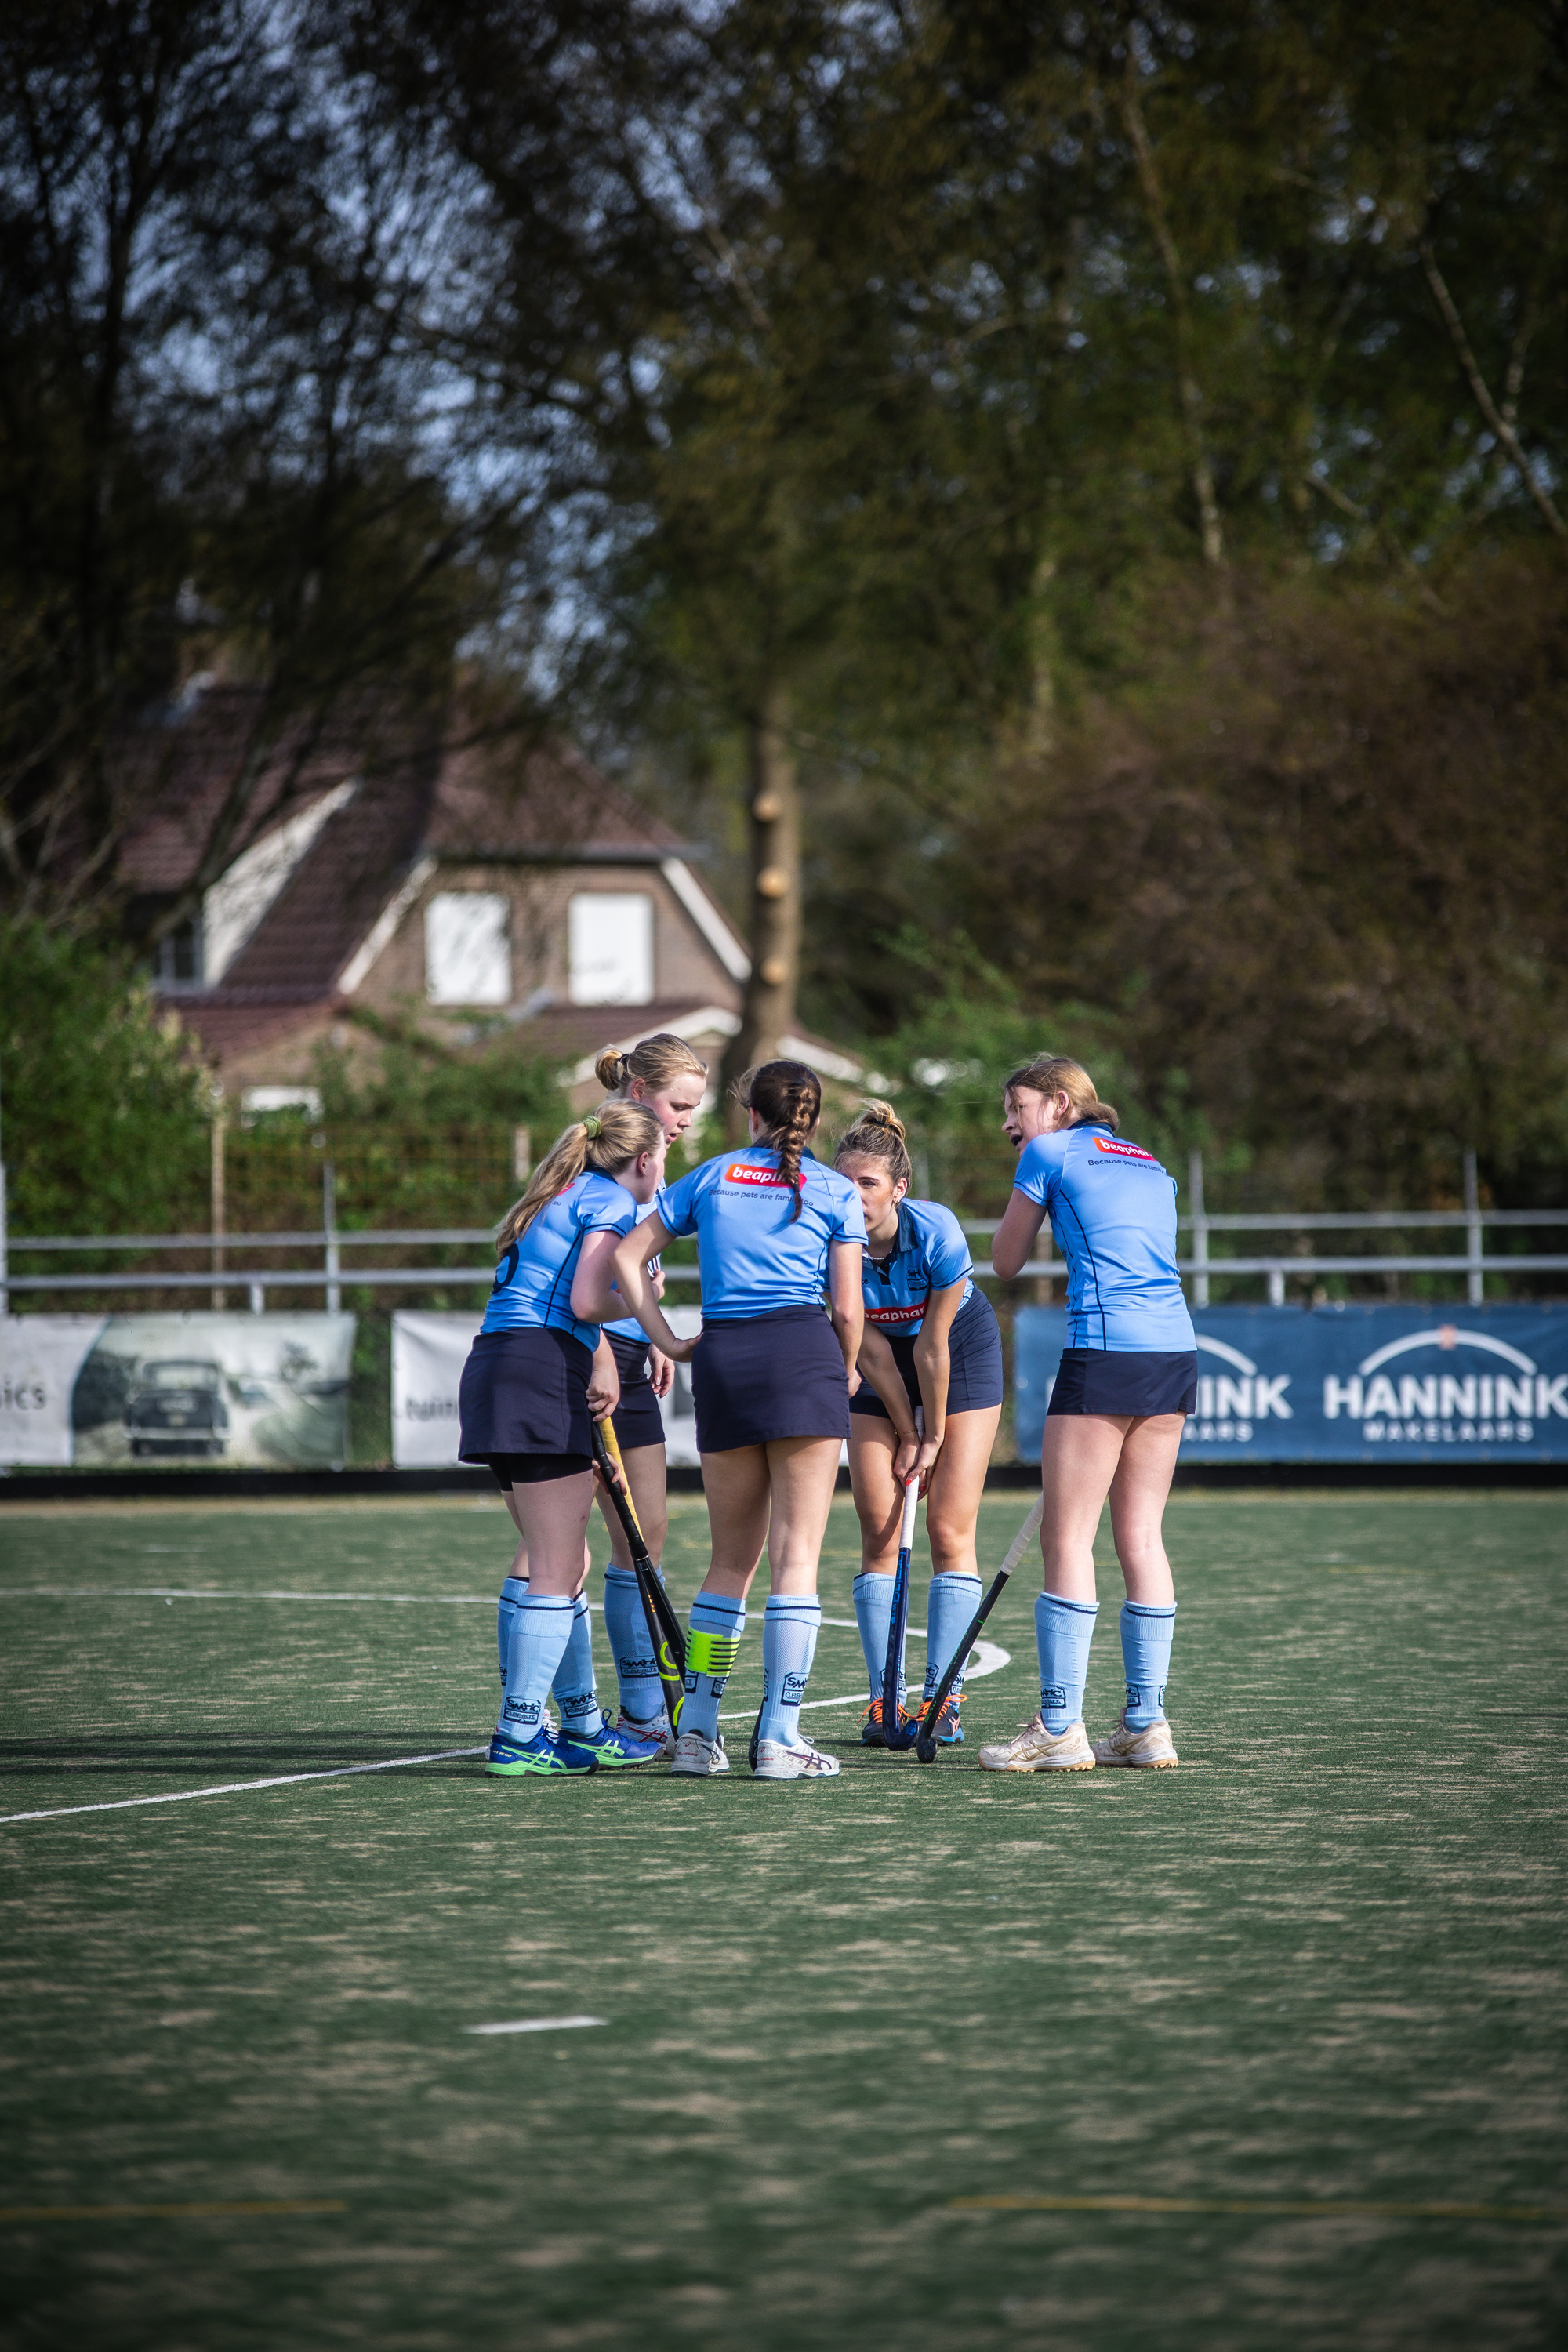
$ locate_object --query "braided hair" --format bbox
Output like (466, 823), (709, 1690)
(735, 1059), (822, 1221)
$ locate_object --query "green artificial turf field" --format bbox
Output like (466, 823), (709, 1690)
(0, 1489), (1564, 2351)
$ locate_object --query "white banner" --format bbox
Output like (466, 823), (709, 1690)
(0, 1316), (107, 1465)
(0, 1312), (358, 1468)
(392, 1307), (704, 1468)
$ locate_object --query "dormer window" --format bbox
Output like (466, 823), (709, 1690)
(151, 914), (203, 989)
(426, 891), (512, 1004)
(568, 891), (652, 1004)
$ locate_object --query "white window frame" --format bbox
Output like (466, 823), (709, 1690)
(568, 891), (654, 1006)
(425, 891), (513, 1006)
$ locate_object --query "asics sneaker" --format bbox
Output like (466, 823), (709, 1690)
(924, 1691), (965, 1746)
(753, 1733), (843, 1781)
(1092, 1711), (1179, 1769)
(555, 1719), (664, 1769)
(485, 1728), (596, 1777)
(978, 1713), (1095, 1773)
(616, 1709), (676, 1761)
(671, 1729), (728, 1777)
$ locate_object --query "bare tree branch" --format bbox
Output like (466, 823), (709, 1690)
(1301, 472), (1449, 614)
(1418, 241), (1566, 543)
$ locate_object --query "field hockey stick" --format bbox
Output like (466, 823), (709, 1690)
(880, 1409), (925, 1751)
(914, 1493), (1044, 1764)
(591, 1417), (687, 1730)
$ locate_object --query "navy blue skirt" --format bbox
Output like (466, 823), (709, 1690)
(850, 1288), (1004, 1421)
(606, 1331), (666, 1452)
(458, 1327), (596, 1462)
(1047, 1348), (1198, 1419)
(691, 1306), (850, 1452)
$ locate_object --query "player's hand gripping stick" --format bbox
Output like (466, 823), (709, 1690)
(914, 1493), (1045, 1763)
(880, 1411), (925, 1752)
(591, 1417), (687, 1732)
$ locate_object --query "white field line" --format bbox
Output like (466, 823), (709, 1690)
(717, 1639), (1009, 1722)
(0, 1588), (497, 1602)
(0, 1748), (487, 1826)
(466, 2016), (605, 2036)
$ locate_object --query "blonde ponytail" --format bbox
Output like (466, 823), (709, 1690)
(496, 1102), (664, 1250)
(595, 1033), (709, 1098)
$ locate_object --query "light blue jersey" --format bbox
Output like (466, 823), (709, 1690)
(481, 1170), (640, 1351)
(862, 1198), (973, 1337)
(659, 1147), (867, 1320)
(604, 1181), (671, 1344)
(1013, 1125), (1194, 1352)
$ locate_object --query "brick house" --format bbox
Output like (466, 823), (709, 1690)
(126, 684), (860, 1113)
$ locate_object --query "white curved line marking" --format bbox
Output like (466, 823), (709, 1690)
(1358, 1327), (1536, 1377)
(466, 2016), (604, 2036)
(1196, 1335), (1258, 1375)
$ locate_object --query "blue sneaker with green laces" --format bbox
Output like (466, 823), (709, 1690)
(486, 1728), (596, 1777)
(554, 1719), (664, 1769)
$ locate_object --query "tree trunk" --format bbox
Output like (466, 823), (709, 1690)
(720, 681), (799, 1135)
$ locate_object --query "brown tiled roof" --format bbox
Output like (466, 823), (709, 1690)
(426, 730), (684, 860)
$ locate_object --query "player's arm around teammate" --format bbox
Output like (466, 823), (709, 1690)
(458, 1102), (670, 1778)
(985, 1054), (1194, 1776)
(610, 1059), (866, 1782)
(575, 1036), (710, 1751)
(834, 1103), (1004, 1748)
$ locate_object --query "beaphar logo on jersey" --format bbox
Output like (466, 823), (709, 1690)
(865, 1302), (924, 1327)
(1091, 1135), (1160, 1165)
(724, 1160), (804, 1191)
(1321, 1326), (1566, 1446)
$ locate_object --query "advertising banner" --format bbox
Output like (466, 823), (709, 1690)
(1014, 1304), (1568, 1464)
(391, 1308), (704, 1469)
(0, 1312), (356, 1468)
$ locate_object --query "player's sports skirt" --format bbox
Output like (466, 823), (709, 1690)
(848, 1288), (1004, 1421)
(1047, 1348), (1199, 1419)
(606, 1330), (666, 1451)
(691, 1305), (850, 1452)
(458, 1327), (595, 1482)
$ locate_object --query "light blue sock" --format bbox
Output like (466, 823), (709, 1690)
(924, 1571), (983, 1700)
(1120, 1600), (1177, 1729)
(497, 1573), (528, 1686)
(681, 1592), (746, 1743)
(1035, 1592), (1099, 1733)
(757, 1595), (821, 1748)
(499, 1594), (575, 1741)
(550, 1594), (604, 1736)
(852, 1571), (898, 1702)
(604, 1563), (664, 1720)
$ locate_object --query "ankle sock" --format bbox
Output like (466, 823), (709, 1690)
(1035, 1592), (1099, 1732)
(681, 1592), (746, 1743)
(551, 1593), (604, 1738)
(1120, 1599), (1177, 1728)
(852, 1570), (898, 1704)
(757, 1595), (821, 1748)
(603, 1562), (664, 1719)
(499, 1594), (575, 1741)
(497, 1573), (528, 1686)
(924, 1571), (982, 1700)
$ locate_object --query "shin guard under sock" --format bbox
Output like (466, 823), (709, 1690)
(1035, 1592), (1099, 1732)
(681, 1592), (746, 1743)
(757, 1595), (821, 1748)
(497, 1573), (528, 1686)
(851, 1571), (897, 1703)
(1120, 1599), (1177, 1728)
(499, 1595), (574, 1741)
(603, 1562), (664, 1719)
(925, 1571), (982, 1700)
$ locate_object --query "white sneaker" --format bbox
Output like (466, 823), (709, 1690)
(1092, 1711), (1178, 1769)
(618, 1709), (676, 1761)
(671, 1729), (728, 1777)
(753, 1733), (842, 1781)
(978, 1713), (1095, 1773)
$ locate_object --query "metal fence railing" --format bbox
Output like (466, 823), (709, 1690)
(2, 1145), (1563, 1313)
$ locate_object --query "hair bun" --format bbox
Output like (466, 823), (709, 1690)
(858, 1098), (906, 1144)
(594, 1047), (630, 1091)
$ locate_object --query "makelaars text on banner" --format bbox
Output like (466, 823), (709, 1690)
(0, 1312), (355, 1468)
(1014, 1305), (1568, 1463)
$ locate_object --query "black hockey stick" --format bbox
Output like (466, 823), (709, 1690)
(914, 1494), (1044, 1763)
(592, 1417), (686, 1731)
(880, 1465), (924, 1749)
